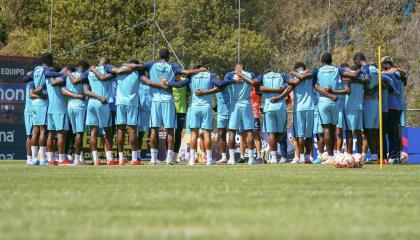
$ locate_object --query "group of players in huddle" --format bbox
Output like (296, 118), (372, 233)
(23, 49), (407, 167)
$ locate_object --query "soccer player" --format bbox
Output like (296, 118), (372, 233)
(123, 49), (207, 164)
(292, 52), (358, 163)
(251, 86), (263, 163)
(173, 75), (188, 157)
(353, 52), (380, 163)
(195, 79), (231, 164)
(165, 67), (230, 165)
(341, 65), (364, 155)
(381, 56), (405, 163)
(335, 64), (351, 155)
(23, 72), (35, 164)
(224, 63), (259, 165)
(137, 73), (152, 162)
(288, 62), (316, 164)
(45, 66), (70, 165)
(84, 57), (131, 165)
(28, 53), (64, 165)
(312, 89), (324, 163)
(113, 60), (143, 165)
(257, 69), (290, 164)
(62, 61), (89, 165)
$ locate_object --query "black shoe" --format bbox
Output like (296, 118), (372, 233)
(238, 158), (245, 164)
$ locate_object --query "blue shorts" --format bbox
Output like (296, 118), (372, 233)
(293, 110), (314, 138)
(137, 109), (151, 132)
(343, 109), (363, 131)
(337, 111), (344, 129)
(217, 115), (229, 129)
(116, 105), (138, 126)
(47, 112), (69, 131)
(24, 112), (34, 136)
(189, 106), (213, 130)
(318, 101), (338, 125)
(150, 101), (176, 129)
(229, 104), (254, 131)
(363, 100), (379, 129)
(32, 105), (48, 126)
(263, 110), (287, 133)
(313, 109), (323, 135)
(68, 105), (86, 133)
(401, 110), (406, 127)
(86, 100), (111, 128)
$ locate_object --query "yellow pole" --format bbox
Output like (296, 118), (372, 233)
(378, 46), (383, 169)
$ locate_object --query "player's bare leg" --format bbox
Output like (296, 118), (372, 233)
(57, 130), (68, 164)
(336, 127), (344, 154)
(46, 130), (57, 165)
(149, 128), (159, 164)
(127, 126), (140, 165)
(245, 131), (256, 165)
(216, 128), (228, 164)
(227, 129), (236, 165)
(203, 129), (214, 165)
(189, 129), (199, 165)
(117, 125), (126, 164)
(166, 128), (176, 164)
(253, 131), (263, 163)
(268, 133), (278, 164)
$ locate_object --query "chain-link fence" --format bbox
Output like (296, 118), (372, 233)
(54, 0), (419, 127)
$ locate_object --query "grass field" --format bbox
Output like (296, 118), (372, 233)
(0, 161), (419, 240)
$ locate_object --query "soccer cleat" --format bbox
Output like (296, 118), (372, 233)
(256, 157), (264, 164)
(248, 159), (257, 165)
(106, 159), (119, 166)
(238, 158), (246, 164)
(290, 158), (300, 164)
(149, 160), (157, 165)
(119, 160), (126, 166)
(130, 160), (143, 165)
(59, 159), (73, 166)
(227, 159), (236, 165)
(166, 158), (177, 165)
(39, 160), (49, 166)
(72, 160), (84, 166)
(216, 158), (228, 164)
(49, 161), (59, 166)
(279, 157), (287, 164)
(312, 158), (321, 164)
(94, 160), (102, 166)
(188, 159), (196, 166)
(206, 160), (216, 165)
(28, 160), (40, 166)
(268, 158), (277, 164)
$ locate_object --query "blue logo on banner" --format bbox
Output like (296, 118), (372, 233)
(0, 83), (25, 103)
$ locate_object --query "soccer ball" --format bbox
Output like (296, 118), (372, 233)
(401, 152), (409, 164)
(353, 153), (364, 168)
(321, 152), (329, 162)
(334, 153), (346, 168)
(344, 154), (355, 168)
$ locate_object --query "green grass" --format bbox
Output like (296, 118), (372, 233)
(0, 161), (419, 240)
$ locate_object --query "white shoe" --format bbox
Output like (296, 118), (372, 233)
(290, 158), (300, 164)
(149, 159), (158, 165)
(268, 159), (278, 164)
(248, 159), (256, 165)
(206, 160), (216, 165)
(166, 158), (177, 165)
(279, 157), (287, 164)
(227, 159), (236, 165)
(188, 159), (195, 166)
(217, 158), (228, 164)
